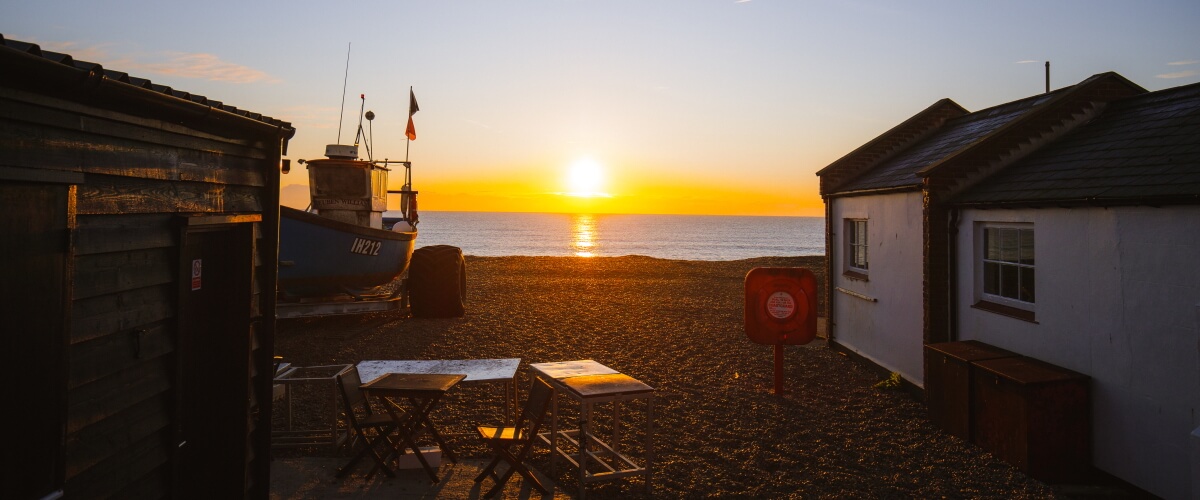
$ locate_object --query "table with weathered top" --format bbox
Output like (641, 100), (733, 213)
(359, 373), (466, 482)
(530, 359), (655, 499)
(357, 358), (521, 419)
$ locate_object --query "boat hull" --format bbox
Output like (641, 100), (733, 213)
(279, 206), (416, 297)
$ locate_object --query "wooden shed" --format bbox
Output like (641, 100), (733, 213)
(1, 35), (294, 499)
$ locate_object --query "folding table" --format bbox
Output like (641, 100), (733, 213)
(359, 372), (466, 482)
(357, 358), (519, 419)
(530, 360), (655, 499)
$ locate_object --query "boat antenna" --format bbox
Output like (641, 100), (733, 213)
(354, 94), (372, 160)
(336, 42), (351, 144)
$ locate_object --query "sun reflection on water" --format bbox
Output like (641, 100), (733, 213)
(572, 214), (598, 257)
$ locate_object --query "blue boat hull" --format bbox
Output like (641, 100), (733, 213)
(278, 206), (416, 297)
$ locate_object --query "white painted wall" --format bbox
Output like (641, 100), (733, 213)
(956, 205), (1200, 500)
(829, 191), (925, 384)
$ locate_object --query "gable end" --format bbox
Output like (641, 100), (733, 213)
(818, 98), (968, 196)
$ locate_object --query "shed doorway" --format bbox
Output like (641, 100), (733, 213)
(173, 221), (254, 498)
(1, 182), (72, 499)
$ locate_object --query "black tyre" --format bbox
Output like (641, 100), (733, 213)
(408, 245), (466, 318)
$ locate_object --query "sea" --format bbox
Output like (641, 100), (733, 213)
(394, 211), (825, 261)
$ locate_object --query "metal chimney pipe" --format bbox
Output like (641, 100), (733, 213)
(1045, 61), (1050, 93)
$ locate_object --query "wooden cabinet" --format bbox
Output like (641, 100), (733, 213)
(924, 341), (1017, 441)
(971, 357), (1090, 483)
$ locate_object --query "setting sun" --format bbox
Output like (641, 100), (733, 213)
(565, 157), (608, 198)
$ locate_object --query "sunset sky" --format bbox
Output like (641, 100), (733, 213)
(8, 1), (1199, 217)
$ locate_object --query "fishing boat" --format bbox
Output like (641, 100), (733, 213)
(277, 142), (418, 305)
(276, 93), (465, 319)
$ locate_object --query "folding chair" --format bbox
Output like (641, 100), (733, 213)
(334, 366), (399, 479)
(474, 377), (555, 497)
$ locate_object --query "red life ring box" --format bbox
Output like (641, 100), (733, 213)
(744, 267), (817, 345)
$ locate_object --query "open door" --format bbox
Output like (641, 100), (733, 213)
(173, 221), (254, 498)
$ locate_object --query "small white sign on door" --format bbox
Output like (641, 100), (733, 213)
(191, 259), (202, 291)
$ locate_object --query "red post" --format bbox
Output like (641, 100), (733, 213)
(773, 344), (785, 395)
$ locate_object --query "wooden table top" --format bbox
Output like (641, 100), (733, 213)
(358, 359), (519, 383)
(558, 373), (654, 398)
(360, 373), (466, 396)
(529, 359), (619, 379)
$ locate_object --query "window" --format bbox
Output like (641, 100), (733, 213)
(844, 219), (868, 278)
(981, 226), (1034, 304)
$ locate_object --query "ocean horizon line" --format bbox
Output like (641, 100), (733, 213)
(409, 211), (825, 261)
(389, 209), (825, 219)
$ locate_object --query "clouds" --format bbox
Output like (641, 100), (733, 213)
(137, 52), (279, 84)
(33, 39), (277, 84)
(1157, 60), (1198, 79)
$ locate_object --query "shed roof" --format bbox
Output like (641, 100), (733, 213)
(835, 91), (1058, 193)
(954, 81), (1200, 206)
(0, 34), (293, 138)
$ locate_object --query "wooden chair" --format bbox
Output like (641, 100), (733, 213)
(474, 377), (555, 497)
(334, 366), (399, 479)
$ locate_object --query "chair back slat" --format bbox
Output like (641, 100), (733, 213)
(519, 377), (555, 438)
(337, 367), (370, 427)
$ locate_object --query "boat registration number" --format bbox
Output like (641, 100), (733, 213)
(350, 237), (382, 256)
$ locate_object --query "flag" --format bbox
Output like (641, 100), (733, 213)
(405, 88), (419, 141)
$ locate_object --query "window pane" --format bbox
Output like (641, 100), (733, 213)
(1019, 229), (1035, 265)
(1000, 228), (1018, 263)
(1020, 266), (1036, 303)
(985, 228), (1000, 260)
(983, 262), (999, 295)
(854, 246), (866, 269)
(1000, 264), (1018, 299)
(856, 220), (867, 245)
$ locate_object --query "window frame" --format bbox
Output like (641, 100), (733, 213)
(843, 218), (869, 280)
(973, 222), (1036, 321)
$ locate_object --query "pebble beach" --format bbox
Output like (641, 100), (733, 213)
(273, 255), (1058, 498)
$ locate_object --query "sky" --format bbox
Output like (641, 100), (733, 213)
(7, 1), (1199, 217)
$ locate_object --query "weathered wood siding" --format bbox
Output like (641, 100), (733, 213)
(1, 80), (287, 499)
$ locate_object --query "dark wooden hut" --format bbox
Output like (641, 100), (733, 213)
(1, 34), (295, 499)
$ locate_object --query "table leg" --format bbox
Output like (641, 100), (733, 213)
(381, 396), (446, 483)
(409, 396), (457, 463)
(613, 401), (621, 455)
(579, 401), (593, 500)
(646, 397), (654, 493)
(548, 387), (559, 476)
(505, 378), (515, 421)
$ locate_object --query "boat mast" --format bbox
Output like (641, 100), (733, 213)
(336, 42), (351, 144)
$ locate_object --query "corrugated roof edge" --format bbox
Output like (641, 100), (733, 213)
(0, 33), (294, 138)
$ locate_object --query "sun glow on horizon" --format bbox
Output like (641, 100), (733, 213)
(564, 157), (610, 198)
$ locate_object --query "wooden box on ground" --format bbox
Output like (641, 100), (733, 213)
(924, 340), (1017, 440)
(971, 356), (1090, 483)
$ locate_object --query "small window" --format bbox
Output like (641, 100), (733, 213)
(981, 226), (1034, 304)
(844, 219), (868, 277)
